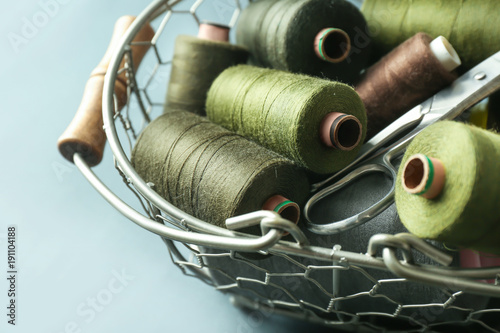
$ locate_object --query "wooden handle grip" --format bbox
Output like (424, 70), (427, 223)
(58, 15), (155, 166)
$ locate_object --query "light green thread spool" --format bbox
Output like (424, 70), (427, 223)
(206, 65), (367, 174)
(361, 0), (500, 70)
(395, 121), (500, 254)
(131, 110), (309, 229)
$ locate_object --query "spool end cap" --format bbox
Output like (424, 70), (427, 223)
(314, 28), (351, 63)
(402, 154), (446, 199)
(429, 36), (461, 72)
(198, 22), (230, 42)
(262, 195), (300, 225)
(320, 112), (363, 151)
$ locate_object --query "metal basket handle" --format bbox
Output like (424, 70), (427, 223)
(57, 15), (154, 167)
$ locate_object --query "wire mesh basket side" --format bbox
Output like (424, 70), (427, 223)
(81, 0), (500, 331)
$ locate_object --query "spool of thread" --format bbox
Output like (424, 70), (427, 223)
(165, 23), (249, 115)
(305, 158), (490, 322)
(356, 33), (460, 139)
(361, 0), (500, 70)
(236, 0), (371, 84)
(131, 110), (309, 228)
(396, 121), (500, 255)
(206, 65), (367, 174)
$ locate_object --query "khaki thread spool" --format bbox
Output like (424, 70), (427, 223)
(395, 121), (500, 255)
(206, 65), (367, 174)
(361, 0), (500, 71)
(356, 33), (461, 139)
(164, 22), (249, 115)
(236, 0), (371, 84)
(131, 110), (309, 229)
(57, 16), (155, 166)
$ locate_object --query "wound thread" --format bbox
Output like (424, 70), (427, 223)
(356, 33), (458, 139)
(165, 32), (249, 115)
(206, 65), (367, 174)
(131, 110), (309, 229)
(361, 0), (500, 70)
(395, 121), (500, 255)
(236, 0), (371, 84)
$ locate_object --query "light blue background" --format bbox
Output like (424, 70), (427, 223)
(0, 0), (365, 332)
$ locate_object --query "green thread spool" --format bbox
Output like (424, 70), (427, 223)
(165, 23), (249, 115)
(395, 121), (500, 255)
(206, 65), (367, 174)
(131, 110), (309, 229)
(236, 0), (371, 84)
(361, 0), (500, 70)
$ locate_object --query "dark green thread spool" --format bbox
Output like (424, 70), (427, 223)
(236, 0), (371, 84)
(206, 65), (367, 174)
(396, 121), (500, 255)
(361, 0), (500, 70)
(131, 110), (309, 229)
(165, 23), (249, 115)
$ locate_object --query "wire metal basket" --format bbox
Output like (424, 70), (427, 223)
(67, 0), (500, 331)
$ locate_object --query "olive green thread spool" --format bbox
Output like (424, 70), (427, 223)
(236, 0), (371, 84)
(165, 23), (249, 115)
(396, 121), (500, 255)
(206, 65), (367, 174)
(361, 0), (500, 70)
(131, 110), (309, 229)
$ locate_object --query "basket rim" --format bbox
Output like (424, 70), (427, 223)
(96, 0), (500, 300)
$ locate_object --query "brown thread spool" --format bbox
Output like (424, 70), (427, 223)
(57, 16), (155, 166)
(320, 112), (363, 150)
(402, 154), (446, 200)
(314, 28), (351, 63)
(356, 33), (460, 140)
